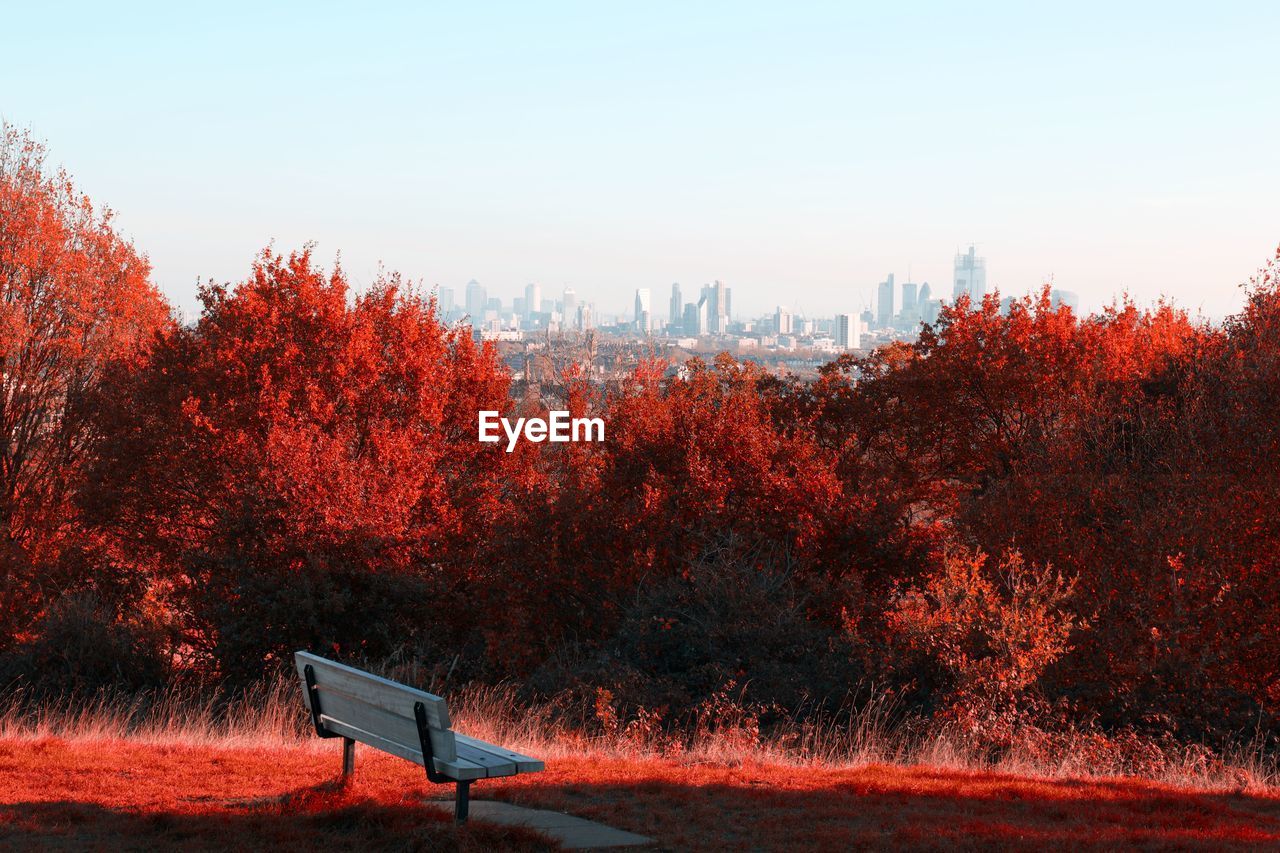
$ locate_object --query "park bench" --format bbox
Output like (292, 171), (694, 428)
(294, 651), (544, 822)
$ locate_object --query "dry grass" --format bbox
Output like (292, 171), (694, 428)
(2, 676), (1276, 795)
(4, 735), (1280, 850)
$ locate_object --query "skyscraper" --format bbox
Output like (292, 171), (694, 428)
(437, 286), (454, 316)
(901, 281), (918, 313)
(685, 296), (708, 335)
(953, 246), (986, 302)
(669, 282), (682, 330)
(524, 282), (542, 324)
(634, 287), (651, 333)
(562, 288), (577, 328)
(465, 279), (486, 320)
(710, 280), (729, 334)
(898, 281), (919, 330)
(775, 306), (793, 335)
(835, 313), (860, 350)
(877, 274), (895, 328)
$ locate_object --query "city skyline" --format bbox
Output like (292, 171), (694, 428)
(428, 243), (1096, 331)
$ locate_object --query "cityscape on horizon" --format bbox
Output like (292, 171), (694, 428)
(441, 244), (1082, 358)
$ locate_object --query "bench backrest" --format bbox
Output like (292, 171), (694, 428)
(294, 651), (457, 766)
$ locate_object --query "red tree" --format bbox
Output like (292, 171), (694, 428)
(0, 124), (169, 649)
(88, 248), (512, 679)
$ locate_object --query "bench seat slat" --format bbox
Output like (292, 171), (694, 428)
(453, 741), (517, 777)
(454, 733), (545, 773)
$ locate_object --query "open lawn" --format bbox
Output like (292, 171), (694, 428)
(2, 737), (1279, 851)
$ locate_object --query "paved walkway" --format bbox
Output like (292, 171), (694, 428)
(428, 799), (654, 849)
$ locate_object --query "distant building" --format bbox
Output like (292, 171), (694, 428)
(953, 246), (986, 302)
(684, 296), (708, 335)
(634, 287), (652, 333)
(922, 299), (942, 325)
(775, 306), (793, 335)
(669, 283), (682, 330)
(1050, 289), (1080, 312)
(877, 274), (895, 328)
(901, 281), (918, 313)
(524, 282), (542, 325)
(899, 281), (920, 329)
(465, 279), (487, 320)
(835, 313), (860, 350)
(562, 288), (577, 328)
(709, 280), (729, 334)
(437, 286), (454, 316)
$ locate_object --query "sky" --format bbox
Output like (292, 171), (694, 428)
(3, 1), (1278, 322)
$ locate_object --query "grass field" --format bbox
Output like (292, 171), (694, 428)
(4, 735), (1280, 851)
(2, 682), (1279, 850)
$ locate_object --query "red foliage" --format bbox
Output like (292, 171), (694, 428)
(6, 126), (1280, 749)
(0, 124), (168, 649)
(87, 249), (513, 676)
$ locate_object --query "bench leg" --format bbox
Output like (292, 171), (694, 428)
(455, 780), (470, 823)
(342, 737), (356, 779)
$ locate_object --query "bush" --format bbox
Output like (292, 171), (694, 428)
(0, 592), (171, 695)
(528, 539), (865, 732)
(887, 548), (1082, 746)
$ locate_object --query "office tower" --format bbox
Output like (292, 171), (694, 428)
(775, 306), (793, 335)
(562, 288), (577, 328)
(835, 313), (860, 350)
(901, 281), (918, 313)
(465, 279), (486, 319)
(524, 282), (541, 323)
(513, 296), (526, 319)
(685, 296), (708, 335)
(437, 286), (454, 316)
(634, 288), (652, 333)
(877, 273), (895, 329)
(577, 303), (594, 330)
(709, 280), (728, 334)
(669, 283), (682, 329)
(953, 246), (986, 302)
(897, 281), (919, 330)
(919, 281), (932, 304)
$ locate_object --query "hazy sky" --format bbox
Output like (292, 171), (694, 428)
(4, 2), (1278, 321)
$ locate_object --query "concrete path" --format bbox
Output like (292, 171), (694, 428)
(428, 799), (654, 849)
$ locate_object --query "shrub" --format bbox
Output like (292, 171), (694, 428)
(0, 591), (170, 695)
(887, 548), (1082, 746)
(529, 538), (865, 731)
